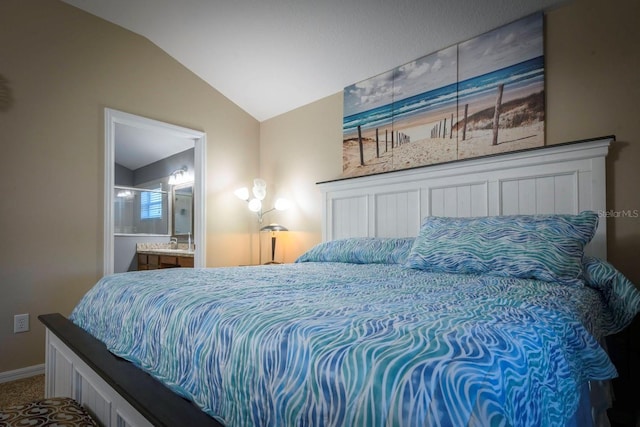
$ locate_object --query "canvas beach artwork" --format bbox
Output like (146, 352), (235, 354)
(342, 13), (545, 178)
(390, 45), (458, 171)
(343, 70), (395, 177)
(456, 13), (545, 159)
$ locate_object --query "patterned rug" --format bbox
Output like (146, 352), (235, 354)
(0, 397), (97, 426)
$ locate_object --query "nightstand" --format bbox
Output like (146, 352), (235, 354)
(606, 315), (640, 426)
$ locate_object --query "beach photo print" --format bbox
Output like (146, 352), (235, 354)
(342, 13), (544, 178)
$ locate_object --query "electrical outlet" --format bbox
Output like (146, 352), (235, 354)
(14, 313), (29, 333)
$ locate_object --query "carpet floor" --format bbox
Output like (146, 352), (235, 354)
(0, 374), (45, 409)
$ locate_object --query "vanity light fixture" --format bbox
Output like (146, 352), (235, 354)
(168, 167), (190, 186)
(234, 178), (291, 224)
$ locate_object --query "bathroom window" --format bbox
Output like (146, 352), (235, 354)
(140, 187), (163, 220)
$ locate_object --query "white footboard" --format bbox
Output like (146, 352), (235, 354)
(40, 313), (221, 427)
(45, 328), (152, 427)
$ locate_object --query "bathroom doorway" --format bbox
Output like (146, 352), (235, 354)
(104, 108), (206, 275)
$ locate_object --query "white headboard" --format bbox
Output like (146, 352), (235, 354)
(318, 136), (613, 259)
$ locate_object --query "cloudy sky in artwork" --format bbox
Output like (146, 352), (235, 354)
(392, 45), (457, 104)
(344, 46), (457, 117)
(344, 13), (542, 117)
(343, 70), (394, 117)
(458, 13), (542, 81)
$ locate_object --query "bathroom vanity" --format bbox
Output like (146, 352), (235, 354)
(136, 243), (194, 270)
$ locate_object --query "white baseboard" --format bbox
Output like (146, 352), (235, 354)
(0, 364), (45, 383)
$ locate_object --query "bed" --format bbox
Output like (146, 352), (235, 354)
(39, 136), (640, 426)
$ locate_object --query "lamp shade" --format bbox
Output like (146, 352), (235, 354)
(248, 198), (262, 212)
(274, 198), (291, 211)
(260, 224), (288, 232)
(235, 178), (294, 228)
(234, 187), (250, 201)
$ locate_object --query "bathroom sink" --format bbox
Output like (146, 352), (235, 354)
(137, 247), (194, 256)
(157, 248), (194, 255)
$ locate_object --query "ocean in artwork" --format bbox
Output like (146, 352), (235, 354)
(343, 56), (545, 177)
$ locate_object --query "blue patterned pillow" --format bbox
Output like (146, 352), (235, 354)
(405, 211), (599, 285)
(296, 237), (415, 264)
(582, 256), (640, 335)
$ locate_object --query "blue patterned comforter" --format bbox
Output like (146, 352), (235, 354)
(71, 263), (639, 426)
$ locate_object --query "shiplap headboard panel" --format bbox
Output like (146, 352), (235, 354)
(318, 137), (612, 259)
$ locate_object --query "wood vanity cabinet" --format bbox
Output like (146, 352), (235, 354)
(138, 253), (193, 270)
(177, 256), (194, 267)
(137, 254), (159, 270)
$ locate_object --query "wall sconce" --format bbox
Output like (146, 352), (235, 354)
(260, 224), (288, 264)
(168, 167), (190, 186)
(234, 178), (291, 224)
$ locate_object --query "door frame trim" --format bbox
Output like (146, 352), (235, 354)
(104, 108), (206, 275)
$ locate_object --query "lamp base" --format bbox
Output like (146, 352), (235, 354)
(263, 261), (282, 265)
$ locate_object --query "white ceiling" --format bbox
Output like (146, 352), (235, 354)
(62, 0), (567, 122)
(115, 123), (194, 170)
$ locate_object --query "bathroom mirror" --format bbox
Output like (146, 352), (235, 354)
(173, 183), (193, 236)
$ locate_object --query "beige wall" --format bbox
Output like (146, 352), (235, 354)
(261, 0), (640, 283)
(545, 0), (640, 285)
(259, 94), (343, 263)
(0, 1), (260, 372)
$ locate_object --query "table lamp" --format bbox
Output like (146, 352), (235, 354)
(260, 224), (288, 264)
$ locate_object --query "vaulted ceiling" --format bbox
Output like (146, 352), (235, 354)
(62, 0), (567, 121)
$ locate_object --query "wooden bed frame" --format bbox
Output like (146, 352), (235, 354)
(40, 136), (613, 427)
